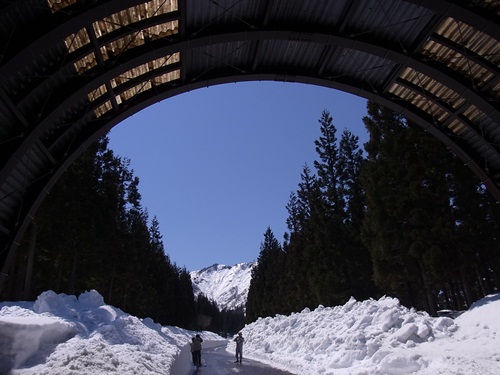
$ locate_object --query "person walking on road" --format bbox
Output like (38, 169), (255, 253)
(190, 337), (196, 365)
(234, 332), (244, 363)
(192, 334), (203, 368)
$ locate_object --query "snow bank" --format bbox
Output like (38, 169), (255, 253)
(2, 290), (499, 375)
(0, 290), (225, 375)
(230, 295), (500, 375)
(0, 310), (75, 373)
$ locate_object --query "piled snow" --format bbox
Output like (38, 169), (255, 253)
(190, 262), (255, 310)
(1, 290), (499, 374)
(0, 290), (224, 375)
(228, 295), (500, 375)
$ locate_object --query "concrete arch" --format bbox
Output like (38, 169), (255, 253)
(1, 0), (500, 290)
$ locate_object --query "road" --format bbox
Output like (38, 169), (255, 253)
(191, 346), (295, 375)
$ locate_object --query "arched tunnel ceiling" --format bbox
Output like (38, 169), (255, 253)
(1, 0), (500, 286)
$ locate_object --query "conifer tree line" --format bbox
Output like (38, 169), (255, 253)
(5, 137), (197, 328)
(4, 136), (246, 332)
(3, 135), (243, 332)
(246, 102), (500, 322)
(194, 293), (245, 335)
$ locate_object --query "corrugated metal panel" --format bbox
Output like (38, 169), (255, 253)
(188, 39), (255, 78)
(186, 0), (351, 34)
(92, 0), (178, 37)
(256, 39), (324, 70)
(421, 39), (494, 88)
(436, 17), (500, 67)
(421, 17), (499, 90)
(185, 0), (347, 31)
(325, 48), (396, 87)
(477, 115), (500, 149)
(340, 0), (433, 46)
(5, 42), (67, 98)
(186, 0), (264, 32)
(265, 0), (348, 26)
(17, 63), (76, 123)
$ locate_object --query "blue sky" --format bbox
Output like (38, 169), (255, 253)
(108, 81), (368, 271)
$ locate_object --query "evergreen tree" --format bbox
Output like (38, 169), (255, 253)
(29, 138), (107, 297)
(285, 166), (323, 310)
(314, 110), (342, 214)
(11, 136), (198, 328)
(360, 101), (500, 313)
(282, 110), (376, 310)
(444, 155), (500, 309)
(246, 227), (284, 322)
(361, 102), (430, 309)
(194, 293), (219, 331)
(337, 129), (374, 300)
(308, 111), (360, 306)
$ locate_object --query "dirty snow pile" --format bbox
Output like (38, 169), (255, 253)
(228, 294), (500, 375)
(0, 290), (225, 375)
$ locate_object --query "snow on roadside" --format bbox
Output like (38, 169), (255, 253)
(229, 295), (500, 375)
(0, 290), (224, 375)
(2, 290), (500, 375)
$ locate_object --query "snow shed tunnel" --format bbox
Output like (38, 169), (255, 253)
(1, 0), (500, 292)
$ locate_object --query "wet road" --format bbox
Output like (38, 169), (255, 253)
(191, 347), (295, 375)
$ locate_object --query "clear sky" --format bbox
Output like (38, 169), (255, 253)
(107, 81), (369, 271)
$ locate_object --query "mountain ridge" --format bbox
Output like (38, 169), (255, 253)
(190, 262), (256, 311)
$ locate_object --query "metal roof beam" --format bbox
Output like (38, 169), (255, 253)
(3, 28), (500, 190)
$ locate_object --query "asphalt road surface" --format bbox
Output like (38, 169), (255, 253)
(191, 346), (295, 375)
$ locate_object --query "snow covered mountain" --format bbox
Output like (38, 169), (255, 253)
(190, 262), (256, 311)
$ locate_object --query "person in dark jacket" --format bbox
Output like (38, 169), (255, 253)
(234, 332), (244, 363)
(190, 337), (196, 365)
(192, 334), (203, 367)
